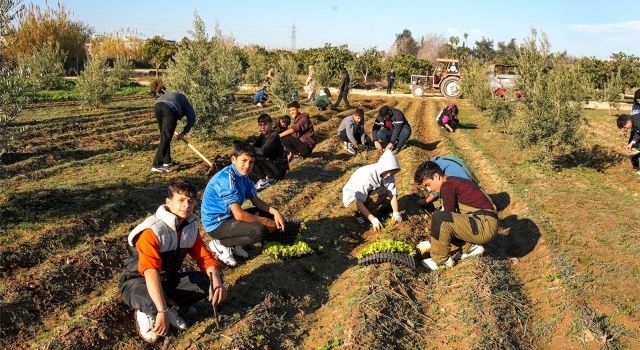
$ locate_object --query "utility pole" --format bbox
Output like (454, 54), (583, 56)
(291, 22), (296, 52)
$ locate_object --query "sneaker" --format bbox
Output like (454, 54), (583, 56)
(151, 166), (170, 173)
(420, 256), (455, 271)
(345, 144), (356, 155)
(416, 240), (432, 254)
(135, 310), (158, 343)
(232, 245), (249, 258)
(289, 155), (303, 166)
(255, 178), (272, 191)
(163, 159), (179, 167)
(208, 239), (237, 266)
(633, 169), (640, 175)
(167, 307), (187, 330)
(454, 244), (486, 261)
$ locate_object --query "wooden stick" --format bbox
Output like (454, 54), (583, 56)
(175, 132), (213, 167)
(208, 272), (221, 330)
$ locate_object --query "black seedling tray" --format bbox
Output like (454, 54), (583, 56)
(357, 252), (416, 269)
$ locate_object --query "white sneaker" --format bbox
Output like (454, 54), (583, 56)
(151, 166), (170, 173)
(416, 240), (432, 254)
(232, 245), (249, 258)
(208, 239), (237, 266)
(167, 307), (187, 330)
(135, 310), (158, 343)
(456, 245), (485, 261)
(255, 178), (272, 191)
(420, 256), (455, 271)
(345, 144), (356, 155)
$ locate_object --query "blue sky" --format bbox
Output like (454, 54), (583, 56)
(29, 0), (640, 58)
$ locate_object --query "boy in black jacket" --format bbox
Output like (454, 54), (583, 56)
(372, 105), (412, 153)
(250, 114), (289, 190)
(617, 114), (640, 175)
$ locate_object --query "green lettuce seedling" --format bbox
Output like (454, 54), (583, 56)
(355, 239), (416, 260)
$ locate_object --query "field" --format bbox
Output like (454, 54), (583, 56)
(1, 93), (638, 350)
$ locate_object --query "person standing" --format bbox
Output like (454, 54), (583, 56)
(152, 92), (196, 173)
(386, 69), (396, 94)
(304, 65), (316, 102)
(333, 67), (351, 109)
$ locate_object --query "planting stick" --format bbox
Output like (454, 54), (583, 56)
(208, 272), (221, 330)
(174, 132), (213, 167)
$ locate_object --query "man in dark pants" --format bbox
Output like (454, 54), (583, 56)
(152, 92), (196, 173)
(201, 143), (288, 266)
(119, 179), (226, 343)
(372, 105), (412, 153)
(279, 101), (316, 163)
(386, 69), (396, 94)
(617, 113), (640, 175)
(250, 113), (288, 190)
(333, 67), (351, 109)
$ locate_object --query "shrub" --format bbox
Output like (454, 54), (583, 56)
(461, 60), (492, 110)
(0, 66), (30, 156)
(514, 29), (590, 163)
(109, 55), (133, 89)
(244, 46), (272, 85)
(267, 56), (301, 112)
(164, 14), (243, 134)
(600, 69), (624, 116)
(314, 60), (332, 87)
(16, 42), (66, 90)
(485, 95), (516, 131)
(76, 55), (112, 108)
(354, 239), (416, 259)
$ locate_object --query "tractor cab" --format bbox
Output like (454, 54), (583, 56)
(411, 58), (462, 98)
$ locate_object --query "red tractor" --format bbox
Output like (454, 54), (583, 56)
(410, 58), (462, 98)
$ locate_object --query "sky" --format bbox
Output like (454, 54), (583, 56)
(28, 0), (640, 59)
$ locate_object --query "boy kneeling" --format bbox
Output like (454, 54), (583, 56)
(342, 150), (402, 230)
(414, 161), (497, 270)
(201, 142), (287, 266)
(119, 179), (226, 343)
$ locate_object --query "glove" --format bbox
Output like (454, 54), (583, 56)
(370, 217), (383, 231)
(391, 212), (403, 223)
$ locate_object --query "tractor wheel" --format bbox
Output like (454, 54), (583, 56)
(440, 77), (462, 98)
(412, 86), (425, 97)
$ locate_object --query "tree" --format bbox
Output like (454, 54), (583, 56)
(76, 54), (112, 109)
(495, 39), (518, 65)
(472, 37), (495, 62)
(350, 47), (383, 86)
(609, 52), (640, 89)
(142, 36), (177, 78)
(600, 68), (624, 117)
(416, 33), (447, 61)
(243, 45), (272, 85)
(514, 28), (589, 163)
(314, 60), (332, 88)
(3, 3), (92, 72)
(0, 0), (24, 36)
(267, 56), (300, 112)
(16, 42), (66, 90)
(461, 61), (492, 110)
(383, 54), (431, 84)
(0, 66), (30, 157)
(164, 14), (243, 134)
(577, 57), (610, 90)
(294, 44), (354, 83)
(391, 29), (419, 57)
(109, 56), (133, 88)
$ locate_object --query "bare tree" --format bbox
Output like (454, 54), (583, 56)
(417, 33), (447, 61)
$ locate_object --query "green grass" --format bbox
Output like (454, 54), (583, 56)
(27, 81), (148, 102)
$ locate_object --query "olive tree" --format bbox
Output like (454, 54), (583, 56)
(16, 42), (66, 90)
(164, 14), (243, 134)
(76, 54), (112, 108)
(461, 60), (492, 110)
(0, 66), (30, 157)
(267, 56), (301, 112)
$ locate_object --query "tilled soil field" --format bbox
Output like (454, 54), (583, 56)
(1, 94), (637, 349)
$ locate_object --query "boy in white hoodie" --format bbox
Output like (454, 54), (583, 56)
(342, 150), (402, 230)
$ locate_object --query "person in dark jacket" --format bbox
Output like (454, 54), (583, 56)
(279, 101), (316, 163)
(617, 113), (640, 175)
(386, 70), (396, 94)
(333, 67), (351, 109)
(632, 88), (640, 116)
(436, 104), (460, 132)
(250, 113), (288, 190)
(119, 179), (226, 343)
(372, 105), (412, 153)
(152, 92), (196, 173)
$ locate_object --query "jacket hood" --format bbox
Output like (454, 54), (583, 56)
(375, 150), (400, 175)
(635, 88), (640, 102)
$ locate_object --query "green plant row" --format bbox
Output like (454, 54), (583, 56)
(354, 239), (416, 260)
(262, 238), (314, 259)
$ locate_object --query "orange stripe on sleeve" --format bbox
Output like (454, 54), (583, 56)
(135, 228), (162, 275)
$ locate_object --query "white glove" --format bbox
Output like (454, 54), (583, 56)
(370, 217), (383, 231)
(391, 212), (403, 223)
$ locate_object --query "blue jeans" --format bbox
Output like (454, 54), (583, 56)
(376, 125), (411, 150)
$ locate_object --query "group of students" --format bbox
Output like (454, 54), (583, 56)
(130, 89), (484, 343)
